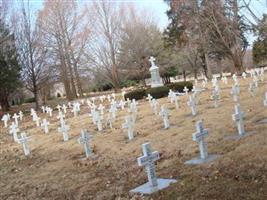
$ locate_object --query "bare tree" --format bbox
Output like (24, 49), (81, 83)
(14, 1), (50, 109)
(37, 0), (91, 100)
(88, 1), (124, 91)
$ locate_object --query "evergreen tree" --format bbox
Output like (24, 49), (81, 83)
(253, 14), (267, 67)
(0, 20), (21, 111)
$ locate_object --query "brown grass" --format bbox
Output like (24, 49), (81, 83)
(0, 76), (267, 200)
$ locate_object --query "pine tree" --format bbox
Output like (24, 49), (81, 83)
(0, 20), (21, 111)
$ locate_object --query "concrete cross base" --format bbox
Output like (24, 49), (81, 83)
(185, 154), (220, 165)
(130, 178), (177, 194)
(151, 83), (164, 88)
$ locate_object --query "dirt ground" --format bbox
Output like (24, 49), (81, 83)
(0, 75), (267, 200)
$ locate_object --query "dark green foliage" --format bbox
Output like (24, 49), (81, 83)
(146, 86), (169, 99)
(120, 79), (138, 88)
(0, 20), (21, 111)
(124, 89), (146, 101)
(24, 97), (36, 103)
(253, 15), (267, 66)
(167, 81), (193, 93)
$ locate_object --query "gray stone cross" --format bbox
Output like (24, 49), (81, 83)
(231, 84), (240, 102)
(264, 92), (267, 107)
(232, 104), (245, 136)
(137, 143), (160, 188)
(58, 121), (70, 141)
(41, 119), (50, 134)
(192, 121), (209, 159)
(13, 113), (19, 126)
(17, 132), (31, 156)
(2, 114), (9, 128)
(211, 90), (220, 108)
(159, 106), (170, 129)
(9, 122), (19, 142)
(77, 129), (93, 158)
(122, 116), (135, 140)
(187, 95), (197, 116)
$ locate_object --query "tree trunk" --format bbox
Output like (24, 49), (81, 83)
(0, 90), (10, 112)
(33, 86), (39, 110)
(183, 70), (186, 81)
(73, 62), (83, 97)
(204, 53), (212, 79)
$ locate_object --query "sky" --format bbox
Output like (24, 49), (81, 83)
(17, 0), (266, 44)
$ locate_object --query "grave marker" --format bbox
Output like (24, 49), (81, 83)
(41, 119), (50, 134)
(232, 104), (245, 136)
(58, 121), (70, 141)
(9, 122), (19, 142)
(17, 132), (31, 156)
(122, 116), (135, 140)
(13, 113), (19, 126)
(2, 114), (9, 128)
(185, 121), (219, 165)
(130, 143), (176, 194)
(187, 95), (197, 116)
(159, 106), (170, 129)
(77, 129), (94, 158)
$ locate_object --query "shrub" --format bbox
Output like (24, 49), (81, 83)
(166, 81), (193, 93)
(146, 86), (169, 99)
(24, 97), (36, 103)
(124, 89), (146, 101)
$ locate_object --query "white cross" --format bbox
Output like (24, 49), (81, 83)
(248, 81), (257, 96)
(41, 119), (50, 134)
(72, 104), (79, 117)
(192, 121), (209, 159)
(222, 76), (228, 84)
(106, 113), (114, 129)
(232, 104), (245, 136)
(56, 105), (62, 112)
(58, 121), (70, 141)
(19, 111), (23, 121)
(17, 132), (31, 156)
(9, 122), (19, 142)
(47, 107), (53, 117)
(57, 111), (65, 126)
(211, 90), (220, 108)
(1, 114), (9, 128)
(137, 143), (160, 188)
(159, 106), (170, 129)
(187, 95), (197, 116)
(13, 113), (19, 126)
(77, 129), (93, 158)
(119, 100), (126, 110)
(122, 116), (135, 140)
(230, 84), (240, 102)
(147, 94), (153, 104)
(62, 104), (67, 114)
(98, 104), (105, 115)
(41, 106), (46, 113)
(31, 112), (38, 122)
(183, 86), (189, 95)
(109, 105), (117, 119)
(35, 116), (41, 127)
(95, 111), (103, 131)
(264, 92), (267, 107)
(151, 99), (158, 115)
(149, 56), (156, 67)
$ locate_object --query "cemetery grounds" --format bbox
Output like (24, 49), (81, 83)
(0, 75), (267, 200)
